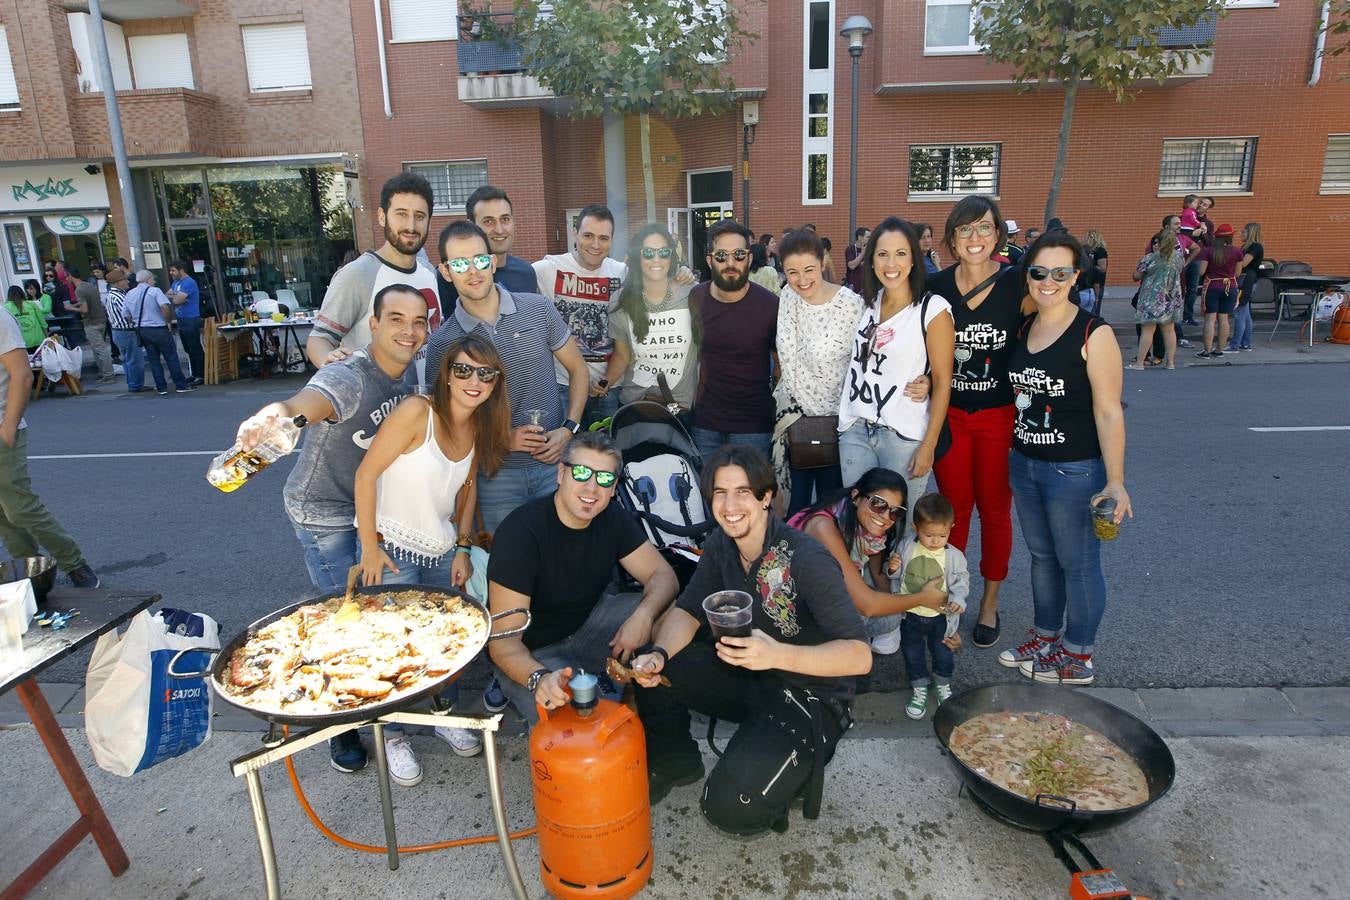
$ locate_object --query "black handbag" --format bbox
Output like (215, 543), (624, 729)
(787, 415), (839, 470)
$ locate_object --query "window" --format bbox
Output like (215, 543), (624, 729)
(909, 144), (1000, 196)
(390, 0), (458, 42)
(925, 0), (979, 52)
(405, 160), (488, 212)
(1322, 136), (1350, 193)
(1158, 138), (1256, 192)
(241, 23), (312, 93)
(808, 1), (831, 70)
(67, 14), (132, 92)
(806, 155), (829, 201)
(0, 27), (18, 108)
(807, 94), (829, 138)
(128, 34), (194, 90)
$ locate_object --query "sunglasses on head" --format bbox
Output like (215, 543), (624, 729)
(711, 249), (750, 263)
(640, 247), (673, 260)
(445, 254), (493, 275)
(864, 494), (906, 520)
(566, 463), (617, 488)
(449, 362), (500, 382)
(1027, 265), (1078, 284)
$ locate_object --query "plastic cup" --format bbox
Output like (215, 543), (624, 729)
(524, 408), (546, 428)
(412, 383), (432, 397)
(1090, 493), (1120, 541)
(271, 312), (285, 322)
(702, 590), (754, 640)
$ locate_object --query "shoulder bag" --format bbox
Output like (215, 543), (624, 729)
(785, 291), (839, 470)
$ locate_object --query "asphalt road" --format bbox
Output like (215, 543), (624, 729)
(10, 361), (1350, 689)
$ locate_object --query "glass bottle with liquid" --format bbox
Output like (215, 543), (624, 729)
(206, 414), (307, 493)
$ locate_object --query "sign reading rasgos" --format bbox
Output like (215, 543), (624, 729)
(0, 164), (110, 214)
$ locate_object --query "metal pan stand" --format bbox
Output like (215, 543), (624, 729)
(229, 705), (529, 900)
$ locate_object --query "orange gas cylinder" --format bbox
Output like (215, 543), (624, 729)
(529, 671), (653, 899)
(1329, 298), (1350, 345)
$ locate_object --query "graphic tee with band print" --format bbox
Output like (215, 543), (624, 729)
(533, 253), (628, 387)
(926, 265), (1024, 411)
(1007, 307), (1111, 463)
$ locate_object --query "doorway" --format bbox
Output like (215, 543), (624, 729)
(686, 168), (733, 280)
(0, 218), (37, 287)
(168, 225), (225, 317)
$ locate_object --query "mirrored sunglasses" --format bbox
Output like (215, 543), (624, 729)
(1027, 265), (1078, 284)
(449, 362), (500, 382)
(711, 249), (750, 263)
(641, 247), (673, 260)
(445, 254), (493, 274)
(568, 463), (617, 488)
(865, 494), (906, 520)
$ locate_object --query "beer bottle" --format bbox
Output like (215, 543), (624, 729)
(206, 414), (308, 493)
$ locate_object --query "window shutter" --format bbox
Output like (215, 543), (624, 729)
(0, 28), (18, 107)
(390, 0), (458, 42)
(1322, 136), (1350, 191)
(242, 23), (312, 92)
(129, 34), (194, 90)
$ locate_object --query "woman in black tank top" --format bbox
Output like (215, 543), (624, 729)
(998, 231), (1131, 688)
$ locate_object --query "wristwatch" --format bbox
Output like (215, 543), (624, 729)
(562, 418), (581, 435)
(526, 668), (551, 692)
(597, 377), (609, 389)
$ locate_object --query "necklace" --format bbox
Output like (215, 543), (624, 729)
(643, 283), (673, 308)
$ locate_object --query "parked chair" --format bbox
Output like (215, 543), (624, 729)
(1271, 260), (1313, 340)
(275, 288), (299, 310)
(1245, 261), (1277, 319)
(250, 290), (271, 305)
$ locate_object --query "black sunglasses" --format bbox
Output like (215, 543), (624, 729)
(449, 362), (500, 382)
(1027, 265), (1077, 284)
(864, 494), (906, 520)
(640, 247), (673, 260)
(711, 249), (750, 263)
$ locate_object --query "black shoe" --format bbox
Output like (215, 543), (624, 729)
(1195, 350), (1212, 359)
(68, 564), (100, 589)
(175, 385), (197, 394)
(649, 756), (704, 805)
(1210, 348), (1224, 358)
(481, 676), (509, 713)
(189, 378), (204, 386)
(329, 731), (367, 773)
(156, 390), (169, 396)
(972, 613), (1001, 648)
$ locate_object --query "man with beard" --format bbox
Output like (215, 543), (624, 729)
(436, 185), (538, 315)
(689, 219), (778, 461)
(307, 173), (441, 370)
(628, 445), (869, 835)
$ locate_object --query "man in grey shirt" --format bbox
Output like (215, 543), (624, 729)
(122, 270), (191, 395)
(0, 308), (99, 588)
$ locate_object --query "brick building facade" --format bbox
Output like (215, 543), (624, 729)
(0, 0), (371, 313)
(351, 0), (1350, 285)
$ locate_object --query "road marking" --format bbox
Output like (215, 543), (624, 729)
(29, 451), (220, 460)
(1248, 426), (1350, 433)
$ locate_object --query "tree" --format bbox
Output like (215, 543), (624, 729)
(972, 0), (1226, 224)
(480, 0), (755, 225)
(1321, 1), (1350, 67)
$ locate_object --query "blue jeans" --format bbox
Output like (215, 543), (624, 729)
(690, 427), (772, 464)
(477, 461), (557, 534)
(111, 329), (144, 390)
(900, 613), (955, 686)
(138, 326), (187, 391)
(1008, 451), (1107, 655)
(493, 591), (644, 726)
(291, 525), (358, 594)
(176, 316), (204, 381)
(838, 419), (929, 529)
(1228, 303), (1253, 349)
(787, 463), (843, 516)
(1183, 260), (1202, 322)
(559, 384), (621, 431)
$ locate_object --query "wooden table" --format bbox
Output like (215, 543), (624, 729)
(0, 587), (160, 900)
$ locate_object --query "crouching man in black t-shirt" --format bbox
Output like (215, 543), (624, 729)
(486, 431), (679, 725)
(629, 445), (871, 836)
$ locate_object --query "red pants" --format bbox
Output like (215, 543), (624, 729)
(933, 404), (1015, 581)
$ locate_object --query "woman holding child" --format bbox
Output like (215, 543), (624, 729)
(1000, 231), (1131, 687)
(352, 333), (511, 783)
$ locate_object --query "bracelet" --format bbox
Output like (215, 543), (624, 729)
(650, 645), (669, 665)
(454, 544), (471, 554)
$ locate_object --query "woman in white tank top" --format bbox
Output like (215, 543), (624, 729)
(355, 334), (511, 589)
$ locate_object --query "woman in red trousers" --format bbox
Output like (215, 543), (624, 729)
(926, 196), (1024, 648)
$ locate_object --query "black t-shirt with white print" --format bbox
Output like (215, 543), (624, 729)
(926, 265), (1025, 411)
(1007, 307), (1111, 463)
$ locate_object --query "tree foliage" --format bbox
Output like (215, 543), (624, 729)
(1323, 1), (1350, 64)
(971, 0), (1227, 221)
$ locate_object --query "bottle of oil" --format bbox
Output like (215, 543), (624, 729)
(206, 414), (307, 493)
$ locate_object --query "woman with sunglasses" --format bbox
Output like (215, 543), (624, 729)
(925, 196), (1026, 649)
(788, 467), (949, 654)
(608, 224), (701, 412)
(1001, 232), (1131, 686)
(838, 217), (954, 528)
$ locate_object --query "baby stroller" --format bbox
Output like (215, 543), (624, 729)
(608, 401), (713, 588)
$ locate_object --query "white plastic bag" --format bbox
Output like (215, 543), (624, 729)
(1315, 292), (1344, 322)
(85, 609), (220, 776)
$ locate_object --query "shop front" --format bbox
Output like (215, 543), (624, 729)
(0, 163), (115, 289)
(143, 159), (356, 318)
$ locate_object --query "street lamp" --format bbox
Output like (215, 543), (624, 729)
(840, 14), (872, 243)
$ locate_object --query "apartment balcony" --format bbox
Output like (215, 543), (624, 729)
(61, 0), (198, 19)
(71, 87), (220, 158)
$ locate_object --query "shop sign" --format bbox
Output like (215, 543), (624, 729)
(0, 164), (111, 214)
(42, 212), (108, 235)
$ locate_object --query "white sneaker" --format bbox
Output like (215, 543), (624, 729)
(383, 736), (423, 787)
(870, 626), (902, 655)
(435, 726), (483, 758)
